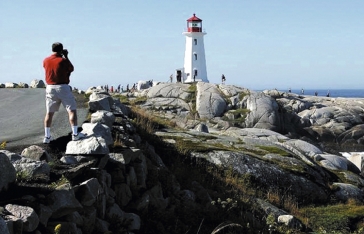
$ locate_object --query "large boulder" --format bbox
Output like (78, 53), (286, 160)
(90, 110), (115, 129)
(65, 136), (109, 155)
(5, 82), (18, 88)
(18, 82), (29, 88)
(5, 204), (39, 232)
(147, 82), (191, 99)
(0, 152), (16, 192)
(243, 92), (281, 131)
(30, 79), (45, 88)
(196, 82), (227, 119)
(88, 91), (114, 112)
(81, 122), (113, 146)
(46, 184), (83, 218)
(74, 178), (101, 206)
(21, 145), (52, 162)
(12, 157), (51, 178)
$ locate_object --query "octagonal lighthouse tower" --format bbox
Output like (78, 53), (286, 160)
(182, 14), (209, 83)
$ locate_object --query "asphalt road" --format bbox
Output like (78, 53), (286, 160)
(0, 88), (89, 148)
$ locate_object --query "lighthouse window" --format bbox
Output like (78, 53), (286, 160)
(194, 39), (197, 45)
(194, 54), (197, 60)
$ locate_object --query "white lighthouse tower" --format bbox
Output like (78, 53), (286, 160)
(182, 14), (209, 83)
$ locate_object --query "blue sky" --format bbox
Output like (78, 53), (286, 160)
(1, 0), (363, 91)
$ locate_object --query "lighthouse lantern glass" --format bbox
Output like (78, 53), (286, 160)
(189, 22), (201, 28)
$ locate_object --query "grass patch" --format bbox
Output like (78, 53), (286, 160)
(297, 203), (364, 233)
(187, 83), (197, 93)
(130, 96), (147, 105)
(115, 94), (130, 105)
(222, 108), (250, 127)
(50, 175), (70, 189)
(184, 84), (197, 116)
(238, 92), (249, 101)
(16, 170), (32, 182)
(257, 145), (291, 156)
(130, 106), (177, 134)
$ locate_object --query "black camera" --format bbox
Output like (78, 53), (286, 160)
(61, 49), (68, 56)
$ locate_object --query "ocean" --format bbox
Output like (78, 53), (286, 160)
(273, 89), (364, 98)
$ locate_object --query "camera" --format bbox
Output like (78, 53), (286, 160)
(61, 49), (68, 56)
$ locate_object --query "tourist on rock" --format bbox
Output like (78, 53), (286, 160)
(42, 42), (86, 144)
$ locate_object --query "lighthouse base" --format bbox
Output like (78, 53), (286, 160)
(184, 77), (209, 83)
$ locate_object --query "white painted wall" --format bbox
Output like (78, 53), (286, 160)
(182, 31), (209, 83)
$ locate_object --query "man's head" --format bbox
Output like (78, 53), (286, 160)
(52, 42), (63, 53)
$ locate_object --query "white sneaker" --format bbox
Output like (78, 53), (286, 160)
(72, 132), (87, 141)
(43, 136), (53, 144)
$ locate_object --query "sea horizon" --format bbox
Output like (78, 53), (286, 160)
(254, 89), (364, 98)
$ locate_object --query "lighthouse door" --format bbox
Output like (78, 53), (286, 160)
(176, 70), (182, 82)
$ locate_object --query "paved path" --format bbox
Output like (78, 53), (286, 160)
(0, 88), (88, 148)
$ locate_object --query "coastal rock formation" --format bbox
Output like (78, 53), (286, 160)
(1, 82), (364, 233)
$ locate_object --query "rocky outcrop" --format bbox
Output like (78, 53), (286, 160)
(2, 83), (364, 233)
(140, 82), (364, 152)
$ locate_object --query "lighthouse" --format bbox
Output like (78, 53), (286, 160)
(181, 14), (209, 83)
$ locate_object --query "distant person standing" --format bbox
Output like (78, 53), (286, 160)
(301, 88), (304, 95)
(326, 90), (330, 97)
(222, 74), (226, 84)
(288, 88), (291, 93)
(43, 42), (86, 143)
(315, 91), (318, 96)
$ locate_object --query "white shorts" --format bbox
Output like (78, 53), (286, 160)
(45, 84), (77, 112)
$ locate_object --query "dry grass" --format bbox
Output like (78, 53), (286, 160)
(0, 141), (6, 149)
(130, 106), (177, 134)
(267, 188), (299, 215)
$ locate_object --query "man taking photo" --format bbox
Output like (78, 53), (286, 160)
(42, 42), (86, 143)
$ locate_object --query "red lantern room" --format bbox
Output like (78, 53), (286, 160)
(186, 13), (202, 32)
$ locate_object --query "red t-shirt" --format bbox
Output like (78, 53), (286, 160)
(43, 54), (74, 85)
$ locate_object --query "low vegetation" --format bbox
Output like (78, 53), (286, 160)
(257, 145), (291, 156)
(185, 83), (198, 116)
(0, 141), (6, 149)
(222, 108), (250, 127)
(297, 201), (364, 233)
